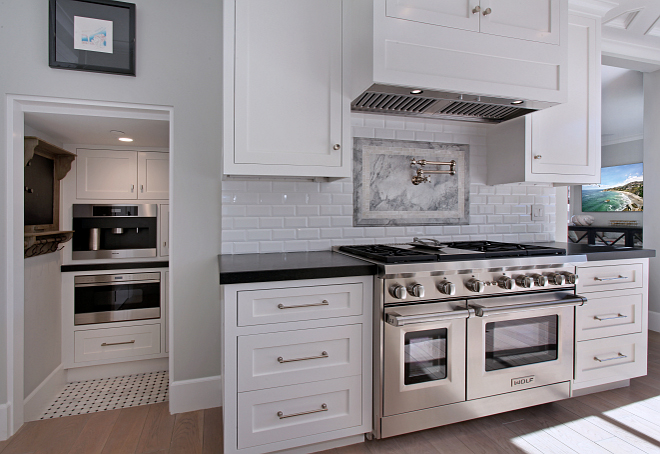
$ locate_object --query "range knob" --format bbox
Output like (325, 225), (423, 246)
(547, 273), (566, 285)
(560, 272), (578, 285)
(515, 275), (535, 289)
(408, 283), (425, 298)
(530, 273), (549, 287)
(497, 276), (515, 290)
(438, 281), (456, 296)
(389, 285), (407, 300)
(466, 278), (485, 293)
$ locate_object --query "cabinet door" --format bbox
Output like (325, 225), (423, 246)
(231, 0), (345, 174)
(137, 152), (169, 200)
(480, 0), (560, 44)
(76, 149), (137, 199)
(386, 0), (479, 31)
(160, 204), (169, 257)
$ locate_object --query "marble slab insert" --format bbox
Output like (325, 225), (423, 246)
(353, 138), (469, 226)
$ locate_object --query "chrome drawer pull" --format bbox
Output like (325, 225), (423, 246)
(278, 351), (328, 363)
(277, 300), (329, 310)
(594, 353), (628, 363)
(101, 340), (136, 347)
(277, 403), (327, 419)
(594, 313), (628, 321)
(594, 275), (628, 281)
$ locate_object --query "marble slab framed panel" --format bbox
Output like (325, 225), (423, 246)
(353, 138), (469, 226)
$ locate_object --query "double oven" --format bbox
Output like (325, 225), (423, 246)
(338, 241), (587, 439)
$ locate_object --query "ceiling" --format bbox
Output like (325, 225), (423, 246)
(24, 112), (169, 148)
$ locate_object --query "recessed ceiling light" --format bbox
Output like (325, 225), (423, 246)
(118, 137), (134, 142)
(410, 89), (424, 95)
(511, 100), (524, 105)
(110, 130), (126, 135)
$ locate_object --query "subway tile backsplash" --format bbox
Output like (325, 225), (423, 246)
(221, 113), (556, 254)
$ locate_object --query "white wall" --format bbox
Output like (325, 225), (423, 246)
(222, 114), (557, 254)
(0, 0), (223, 413)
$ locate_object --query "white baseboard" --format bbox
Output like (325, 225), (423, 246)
(66, 357), (169, 383)
(24, 364), (66, 422)
(169, 375), (221, 414)
(649, 311), (660, 332)
(0, 402), (9, 441)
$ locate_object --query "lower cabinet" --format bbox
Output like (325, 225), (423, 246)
(74, 323), (161, 363)
(573, 258), (649, 392)
(222, 276), (373, 454)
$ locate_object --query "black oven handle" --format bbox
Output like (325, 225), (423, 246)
(470, 295), (587, 317)
(386, 310), (470, 327)
(75, 279), (161, 288)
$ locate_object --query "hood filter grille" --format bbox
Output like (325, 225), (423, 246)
(353, 92), (436, 113)
(439, 101), (520, 121)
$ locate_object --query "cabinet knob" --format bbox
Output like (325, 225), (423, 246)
(534, 155), (542, 159)
(141, 184), (144, 193)
(472, 5), (481, 14)
(483, 7), (492, 15)
(131, 184), (135, 192)
(332, 144), (341, 150)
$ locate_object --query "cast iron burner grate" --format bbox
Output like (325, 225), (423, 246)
(445, 241), (566, 257)
(338, 245), (437, 263)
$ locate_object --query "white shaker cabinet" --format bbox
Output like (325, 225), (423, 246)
(386, 0), (560, 45)
(222, 0), (350, 178)
(487, 13), (600, 185)
(76, 149), (169, 200)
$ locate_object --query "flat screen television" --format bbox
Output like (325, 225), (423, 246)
(581, 163), (643, 212)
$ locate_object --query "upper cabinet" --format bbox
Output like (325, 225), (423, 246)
(76, 149), (169, 200)
(386, 0), (560, 45)
(222, 0), (351, 178)
(487, 13), (601, 185)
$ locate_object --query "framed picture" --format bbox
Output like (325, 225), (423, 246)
(49, 0), (136, 76)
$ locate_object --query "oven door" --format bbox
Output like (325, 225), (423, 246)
(466, 292), (585, 400)
(383, 301), (468, 416)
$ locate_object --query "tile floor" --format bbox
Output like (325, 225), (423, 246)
(40, 370), (169, 419)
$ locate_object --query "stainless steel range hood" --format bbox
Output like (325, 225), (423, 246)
(351, 84), (559, 124)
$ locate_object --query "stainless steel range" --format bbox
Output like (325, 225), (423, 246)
(337, 239), (588, 439)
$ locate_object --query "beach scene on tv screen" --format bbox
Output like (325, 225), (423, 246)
(582, 163), (643, 212)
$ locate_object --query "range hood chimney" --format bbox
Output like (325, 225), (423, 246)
(351, 84), (558, 124)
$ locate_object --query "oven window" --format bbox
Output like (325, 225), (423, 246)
(75, 282), (160, 314)
(404, 328), (447, 385)
(485, 315), (558, 371)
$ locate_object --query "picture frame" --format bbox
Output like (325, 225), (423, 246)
(49, 0), (136, 76)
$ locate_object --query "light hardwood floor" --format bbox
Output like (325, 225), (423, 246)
(2, 331), (660, 454)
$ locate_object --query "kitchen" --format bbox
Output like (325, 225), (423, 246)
(3, 0), (660, 453)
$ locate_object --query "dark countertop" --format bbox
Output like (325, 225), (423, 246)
(218, 251), (377, 285)
(61, 261), (169, 272)
(562, 242), (655, 261)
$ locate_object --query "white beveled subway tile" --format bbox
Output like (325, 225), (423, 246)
(222, 230), (246, 242)
(478, 205), (495, 214)
(297, 228), (321, 240)
(460, 225), (479, 235)
(386, 226), (406, 236)
(425, 226), (444, 235)
(494, 224), (511, 234)
(272, 205), (296, 216)
(486, 234), (504, 242)
(449, 235), (471, 241)
(284, 241), (309, 252)
(272, 181), (297, 192)
(519, 195), (534, 204)
(494, 185), (512, 195)
(321, 228), (343, 239)
(221, 243), (233, 254)
(424, 120), (444, 132)
(518, 214), (531, 223)
(308, 240), (333, 251)
(351, 116), (365, 127)
(433, 132), (454, 143)
(453, 134), (471, 144)
(375, 128), (396, 139)
(504, 196), (520, 204)
(353, 126), (376, 138)
(518, 233), (535, 242)
(342, 227), (365, 238)
(364, 115), (386, 128)
(321, 205), (342, 216)
(308, 193), (333, 205)
(479, 224), (495, 234)
(331, 216), (353, 227)
(536, 196), (551, 206)
(332, 193), (353, 205)
(488, 195), (504, 205)
(283, 193), (309, 205)
(526, 186), (545, 195)
(234, 242), (260, 254)
(222, 205), (246, 217)
(415, 131), (434, 142)
(342, 205), (354, 216)
(259, 218), (284, 229)
(364, 227), (386, 238)
(477, 185), (496, 195)
(494, 205), (511, 215)
(319, 181), (344, 193)
(527, 223), (542, 233)
(487, 215), (503, 224)
(510, 224), (527, 233)
(406, 226), (426, 235)
(222, 218), (233, 229)
(259, 241), (285, 253)
(246, 180), (273, 193)
(510, 185), (527, 195)
(470, 135), (487, 146)
(502, 215), (519, 224)
(442, 123), (462, 134)
(222, 180), (247, 192)
(331, 238), (354, 246)
(535, 233), (550, 242)
(404, 118), (426, 130)
(259, 193), (285, 205)
(297, 205), (320, 216)
(443, 226), (461, 235)
(296, 181), (321, 193)
(234, 217), (260, 229)
(469, 235), (488, 241)
(384, 118), (405, 130)
(246, 205), (272, 217)
(396, 129), (416, 140)
(222, 194), (236, 204)
(470, 195), (486, 204)
(273, 229), (297, 240)
(309, 217), (332, 228)
(247, 230), (272, 241)
(284, 217), (307, 228)
(502, 234), (520, 242)
(342, 182), (354, 193)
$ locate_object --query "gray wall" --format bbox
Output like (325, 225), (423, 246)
(0, 0), (223, 407)
(644, 71), (660, 314)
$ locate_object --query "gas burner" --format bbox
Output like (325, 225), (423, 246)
(337, 245), (437, 263)
(445, 241), (566, 257)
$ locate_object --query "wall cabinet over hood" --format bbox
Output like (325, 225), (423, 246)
(346, 0), (568, 123)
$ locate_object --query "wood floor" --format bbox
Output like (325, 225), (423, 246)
(3, 331), (660, 454)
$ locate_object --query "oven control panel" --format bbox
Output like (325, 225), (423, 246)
(383, 266), (578, 304)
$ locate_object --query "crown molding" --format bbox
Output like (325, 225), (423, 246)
(602, 133), (644, 146)
(569, 0), (620, 17)
(602, 37), (660, 70)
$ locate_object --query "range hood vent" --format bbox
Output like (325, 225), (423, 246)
(351, 85), (554, 124)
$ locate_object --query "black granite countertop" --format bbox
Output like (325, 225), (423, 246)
(559, 242), (655, 261)
(218, 251), (377, 285)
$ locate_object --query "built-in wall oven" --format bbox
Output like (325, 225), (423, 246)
(74, 272), (161, 325)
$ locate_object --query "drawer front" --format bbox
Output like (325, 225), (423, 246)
(575, 333), (647, 383)
(74, 324), (161, 363)
(577, 263), (643, 293)
(237, 376), (362, 449)
(238, 324), (362, 392)
(237, 282), (363, 326)
(576, 290), (643, 341)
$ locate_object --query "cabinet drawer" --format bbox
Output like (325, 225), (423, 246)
(237, 376), (362, 449)
(577, 263), (643, 293)
(576, 290), (643, 341)
(575, 333), (647, 384)
(238, 324), (362, 392)
(237, 282), (363, 326)
(74, 324), (161, 363)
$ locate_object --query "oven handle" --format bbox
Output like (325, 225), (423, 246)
(75, 279), (161, 288)
(470, 295), (587, 317)
(386, 310), (470, 327)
